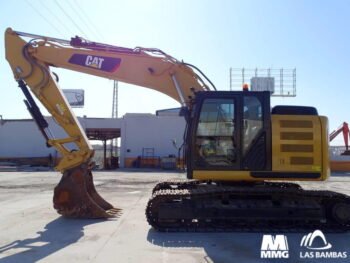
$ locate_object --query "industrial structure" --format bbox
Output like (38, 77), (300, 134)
(229, 68), (296, 96)
(0, 112), (185, 169)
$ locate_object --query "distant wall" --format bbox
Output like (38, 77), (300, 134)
(0, 118), (62, 158)
(119, 114), (186, 168)
(0, 114), (186, 168)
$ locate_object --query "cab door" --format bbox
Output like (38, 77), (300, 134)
(190, 93), (241, 172)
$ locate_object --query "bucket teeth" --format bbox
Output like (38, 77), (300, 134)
(53, 166), (121, 219)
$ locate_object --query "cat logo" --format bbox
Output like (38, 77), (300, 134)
(69, 54), (121, 72)
(85, 56), (104, 69)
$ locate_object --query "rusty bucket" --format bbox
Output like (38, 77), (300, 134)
(53, 165), (121, 218)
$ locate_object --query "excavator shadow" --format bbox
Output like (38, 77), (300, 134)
(147, 229), (350, 263)
(0, 217), (104, 263)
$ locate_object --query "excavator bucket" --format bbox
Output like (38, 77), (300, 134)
(53, 165), (121, 218)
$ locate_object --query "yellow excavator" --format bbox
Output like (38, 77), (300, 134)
(5, 28), (350, 231)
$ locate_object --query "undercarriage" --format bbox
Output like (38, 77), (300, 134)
(146, 180), (350, 232)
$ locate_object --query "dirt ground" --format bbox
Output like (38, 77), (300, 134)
(0, 170), (349, 263)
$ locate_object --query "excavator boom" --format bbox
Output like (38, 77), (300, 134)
(5, 28), (208, 219)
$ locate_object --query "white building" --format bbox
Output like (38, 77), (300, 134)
(0, 112), (186, 168)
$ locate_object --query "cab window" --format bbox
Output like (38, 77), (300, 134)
(243, 96), (263, 154)
(195, 99), (236, 167)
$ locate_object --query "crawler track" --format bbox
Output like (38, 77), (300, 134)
(146, 181), (350, 232)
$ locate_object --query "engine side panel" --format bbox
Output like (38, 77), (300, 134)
(271, 114), (329, 180)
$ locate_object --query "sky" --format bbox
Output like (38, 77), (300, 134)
(1, 0), (350, 145)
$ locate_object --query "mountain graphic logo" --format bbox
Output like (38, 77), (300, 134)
(300, 230), (332, 250)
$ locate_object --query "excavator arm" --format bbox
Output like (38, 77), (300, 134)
(5, 28), (210, 172)
(5, 28), (210, 218)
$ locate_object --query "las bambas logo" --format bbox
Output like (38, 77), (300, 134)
(299, 229), (347, 259)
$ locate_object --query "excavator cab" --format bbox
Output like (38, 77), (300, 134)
(186, 90), (329, 182)
(187, 91), (271, 179)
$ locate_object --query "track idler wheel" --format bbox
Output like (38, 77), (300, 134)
(332, 202), (350, 225)
(53, 165), (121, 218)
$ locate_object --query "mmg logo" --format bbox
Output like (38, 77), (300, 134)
(261, 235), (289, 258)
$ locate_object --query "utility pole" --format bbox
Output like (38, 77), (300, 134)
(111, 81), (118, 157)
(112, 80), (118, 119)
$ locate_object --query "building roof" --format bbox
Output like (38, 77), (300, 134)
(86, 128), (120, 140)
